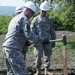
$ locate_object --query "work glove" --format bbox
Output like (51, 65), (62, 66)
(25, 40), (31, 46)
(52, 42), (55, 48)
(42, 39), (50, 45)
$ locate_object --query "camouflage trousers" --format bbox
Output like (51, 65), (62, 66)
(34, 44), (52, 69)
(3, 47), (28, 75)
(22, 46), (28, 60)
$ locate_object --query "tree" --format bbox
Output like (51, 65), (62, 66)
(23, 0), (54, 5)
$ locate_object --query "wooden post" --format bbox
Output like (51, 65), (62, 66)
(62, 46), (68, 75)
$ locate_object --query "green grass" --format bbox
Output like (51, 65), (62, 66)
(28, 45), (34, 52)
(67, 39), (75, 46)
(52, 39), (75, 58)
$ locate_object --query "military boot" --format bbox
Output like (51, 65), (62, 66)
(44, 68), (54, 75)
(34, 69), (41, 75)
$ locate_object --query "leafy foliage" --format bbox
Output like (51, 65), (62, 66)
(47, 5), (75, 31)
(58, 6), (75, 31)
(1, 0), (75, 33)
(0, 15), (13, 34)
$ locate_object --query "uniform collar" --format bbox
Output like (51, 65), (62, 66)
(20, 12), (29, 20)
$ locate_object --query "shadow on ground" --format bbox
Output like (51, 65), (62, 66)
(0, 67), (75, 75)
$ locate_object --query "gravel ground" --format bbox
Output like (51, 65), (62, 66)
(0, 31), (75, 75)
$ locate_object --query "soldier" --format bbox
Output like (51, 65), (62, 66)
(31, 1), (56, 75)
(2, 1), (49, 75)
(15, 6), (30, 61)
(15, 6), (23, 15)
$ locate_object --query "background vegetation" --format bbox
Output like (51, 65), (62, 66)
(0, 0), (75, 34)
(0, 15), (13, 34)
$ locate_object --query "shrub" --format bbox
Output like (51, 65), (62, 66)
(0, 15), (13, 34)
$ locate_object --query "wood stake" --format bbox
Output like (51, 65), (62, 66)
(62, 46), (68, 75)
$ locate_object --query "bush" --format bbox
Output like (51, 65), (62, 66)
(0, 5), (75, 34)
(47, 10), (63, 31)
(47, 6), (75, 31)
(61, 6), (75, 31)
(0, 15), (13, 34)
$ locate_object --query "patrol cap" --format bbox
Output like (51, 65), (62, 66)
(40, 1), (50, 11)
(23, 1), (36, 12)
(15, 6), (23, 13)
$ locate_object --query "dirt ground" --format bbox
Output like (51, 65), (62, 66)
(0, 31), (75, 75)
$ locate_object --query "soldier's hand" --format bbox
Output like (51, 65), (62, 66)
(43, 39), (50, 45)
(25, 40), (31, 46)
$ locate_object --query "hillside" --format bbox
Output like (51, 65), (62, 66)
(0, 6), (16, 16)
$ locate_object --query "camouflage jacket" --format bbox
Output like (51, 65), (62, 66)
(31, 15), (56, 40)
(2, 13), (44, 51)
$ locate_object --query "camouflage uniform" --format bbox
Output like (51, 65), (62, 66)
(2, 12), (44, 75)
(31, 15), (56, 69)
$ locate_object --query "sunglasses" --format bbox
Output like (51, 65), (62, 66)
(31, 11), (35, 15)
(29, 9), (35, 15)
